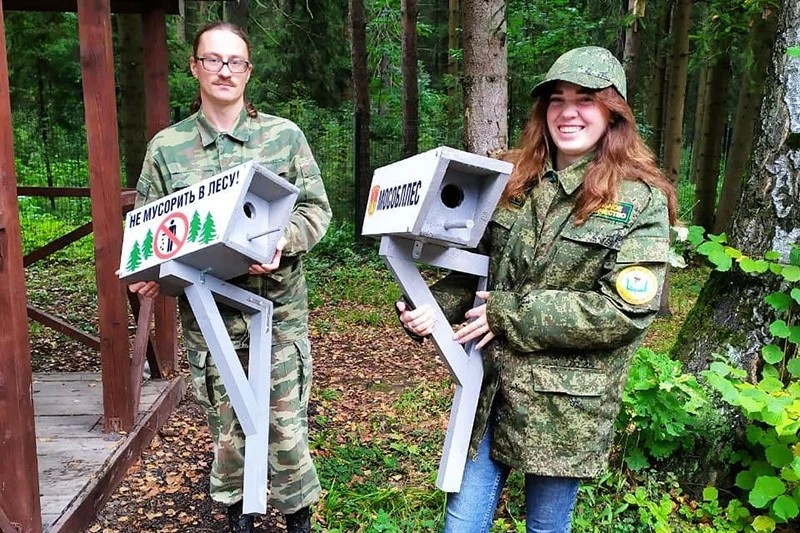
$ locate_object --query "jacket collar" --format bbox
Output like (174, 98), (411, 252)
(544, 152), (594, 196)
(196, 107), (251, 147)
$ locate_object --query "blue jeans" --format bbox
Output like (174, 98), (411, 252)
(443, 424), (580, 533)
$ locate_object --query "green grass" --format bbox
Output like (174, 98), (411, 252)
(314, 442), (445, 532)
(645, 264), (710, 354)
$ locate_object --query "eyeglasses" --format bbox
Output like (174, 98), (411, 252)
(195, 56), (251, 74)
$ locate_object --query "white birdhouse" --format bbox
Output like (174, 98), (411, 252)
(361, 147), (512, 248)
(118, 160), (298, 294)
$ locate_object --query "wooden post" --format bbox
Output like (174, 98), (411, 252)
(0, 2), (44, 531)
(142, 6), (179, 377)
(77, 0), (134, 431)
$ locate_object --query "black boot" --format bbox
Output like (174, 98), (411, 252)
(226, 501), (254, 533)
(285, 506), (311, 533)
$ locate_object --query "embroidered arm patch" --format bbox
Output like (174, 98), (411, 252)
(615, 266), (658, 305)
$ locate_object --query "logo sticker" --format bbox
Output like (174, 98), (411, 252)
(615, 266), (658, 305)
(367, 185), (380, 216)
(592, 202), (633, 224)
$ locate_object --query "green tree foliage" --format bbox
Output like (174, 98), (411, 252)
(505, 0), (619, 135)
(5, 12), (83, 133)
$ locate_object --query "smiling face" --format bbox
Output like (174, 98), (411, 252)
(546, 81), (610, 170)
(189, 28), (252, 111)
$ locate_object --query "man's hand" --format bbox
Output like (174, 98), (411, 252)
(128, 280), (161, 298)
(249, 236), (287, 275)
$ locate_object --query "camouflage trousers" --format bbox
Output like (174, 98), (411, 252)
(186, 338), (321, 514)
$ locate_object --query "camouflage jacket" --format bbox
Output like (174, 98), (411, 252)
(135, 108), (331, 349)
(432, 155), (670, 477)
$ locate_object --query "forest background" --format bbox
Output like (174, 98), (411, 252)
(5, 0), (800, 531)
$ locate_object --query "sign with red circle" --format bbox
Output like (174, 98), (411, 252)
(153, 212), (189, 260)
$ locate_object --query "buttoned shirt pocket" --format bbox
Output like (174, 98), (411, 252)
(163, 162), (218, 194)
(545, 223), (623, 290)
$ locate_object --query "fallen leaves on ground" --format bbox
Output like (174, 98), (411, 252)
(81, 306), (451, 532)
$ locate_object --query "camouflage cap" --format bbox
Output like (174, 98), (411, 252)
(531, 46), (627, 101)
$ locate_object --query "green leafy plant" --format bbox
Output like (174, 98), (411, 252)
(690, 227), (800, 531)
(617, 348), (708, 471)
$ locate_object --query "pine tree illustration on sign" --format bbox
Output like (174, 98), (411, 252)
(142, 229), (154, 259)
(188, 210), (202, 242)
(127, 240), (142, 272)
(200, 213), (217, 244)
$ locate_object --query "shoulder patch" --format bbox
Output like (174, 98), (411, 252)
(592, 201), (633, 224)
(616, 266), (658, 305)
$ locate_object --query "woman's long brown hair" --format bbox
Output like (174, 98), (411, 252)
(501, 85), (677, 225)
(189, 21), (258, 118)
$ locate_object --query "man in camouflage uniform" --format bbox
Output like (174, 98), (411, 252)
(398, 47), (675, 532)
(129, 21), (330, 533)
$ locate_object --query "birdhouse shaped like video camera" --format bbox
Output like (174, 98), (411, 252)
(361, 147), (512, 248)
(118, 160), (298, 294)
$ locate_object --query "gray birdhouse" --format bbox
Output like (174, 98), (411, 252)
(118, 160), (299, 295)
(361, 146), (512, 248)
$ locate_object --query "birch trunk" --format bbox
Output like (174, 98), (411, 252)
(671, 0), (800, 490)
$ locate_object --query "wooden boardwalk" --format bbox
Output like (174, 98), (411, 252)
(32, 372), (186, 532)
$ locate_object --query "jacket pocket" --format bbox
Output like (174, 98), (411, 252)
(545, 223), (623, 290)
(262, 157), (295, 184)
(617, 235), (669, 264)
(163, 164), (218, 192)
(489, 208), (516, 247)
(528, 366), (608, 451)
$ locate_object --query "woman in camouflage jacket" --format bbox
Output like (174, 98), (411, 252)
(398, 46), (678, 532)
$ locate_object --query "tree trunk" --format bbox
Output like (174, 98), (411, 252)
(713, 7), (778, 234)
(671, 0), (800, 490)
(647, 0), (671, 162)
(378, 53), (391, 116)
(691, 54), (731, 231)
(461, 0), (507, 156)
(430, 0), (449, 78)
(36, 58), (55, 208)
(623, 0), (645, 99)
(447, 0), (460, 132)
(183, 0), (202, 42)
(402, 0), (419, 157)
(117, 13), (147, 187)
(349, 0), (371, 237)
(688, 63), (708, 184)
(662, 0), (692, 184)
(226, 0), (249, 30)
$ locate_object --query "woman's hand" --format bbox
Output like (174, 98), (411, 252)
(128, 280), (161, 298)
(396, 301), (437, 337)
(453, 291), (495, 349)
(249, 236), (287, 275)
